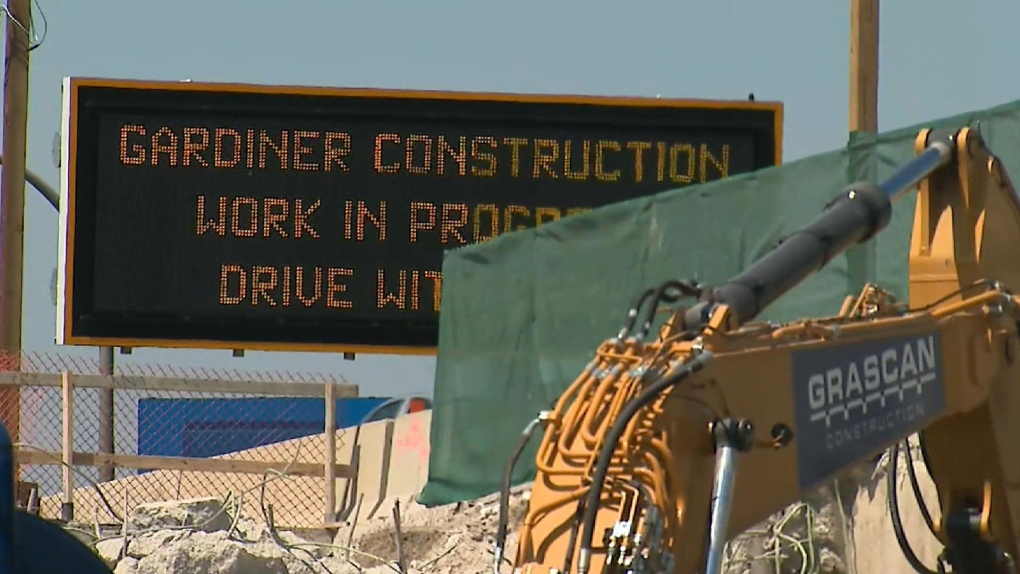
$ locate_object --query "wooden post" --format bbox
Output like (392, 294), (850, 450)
(323, 381), (337, 523)
(850, 0), (879, 133)
(0, 0), (32, 454)
(846, 4), (879, 573)
(60, 371), (74, 522)
(847, 0), (880, 290)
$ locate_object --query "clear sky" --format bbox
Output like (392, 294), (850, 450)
(2, 0), (1016, 398)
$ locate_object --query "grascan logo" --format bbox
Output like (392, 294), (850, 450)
(791, 332), (945, 489)
(807, 335), (938, 443)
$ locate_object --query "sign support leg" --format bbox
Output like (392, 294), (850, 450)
(98, 347), (115, 482)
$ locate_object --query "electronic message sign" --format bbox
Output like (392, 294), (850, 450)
(56, 77), (783, 354)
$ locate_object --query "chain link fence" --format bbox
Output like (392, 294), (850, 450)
(0, 350), (361, 529)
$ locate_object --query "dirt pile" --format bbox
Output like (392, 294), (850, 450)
(76, 482), (881, 573)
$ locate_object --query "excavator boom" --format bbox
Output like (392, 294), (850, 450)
(499, 127), (1020, 574)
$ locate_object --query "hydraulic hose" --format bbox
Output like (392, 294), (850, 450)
(635, 279), (701, 342)
(902, 438), (938, 538)
(616, 279), (701, 343)
(576, 349), (715, 574)
(493, 415), (547, 574)
(888, 441), (940, 574)
(616, 288), (656, 342)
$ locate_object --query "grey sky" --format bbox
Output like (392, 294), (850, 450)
(2, 0), (1014, 398)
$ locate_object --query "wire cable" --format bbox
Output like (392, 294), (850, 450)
(14, 443), (123, 522)
(27, 0), (47, 51)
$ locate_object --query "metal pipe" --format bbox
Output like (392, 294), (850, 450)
(24, 167), (57, 210)
(704, 431), (740, 574)
(0, 156), (59, 210)
(98, 347), (115, 482)
(878, 138), (954, 202)
(682, 133), (957, 331)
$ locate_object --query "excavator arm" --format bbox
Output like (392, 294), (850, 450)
(496, 126), (1020, 574)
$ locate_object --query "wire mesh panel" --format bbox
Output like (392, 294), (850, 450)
(1, 350), (361, 529)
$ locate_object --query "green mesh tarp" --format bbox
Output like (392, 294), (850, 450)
(418, 98), (1020, 506)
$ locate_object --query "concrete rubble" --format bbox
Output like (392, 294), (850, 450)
(722, 484), (853, 574)
(78, 490), (535, 574)
(71, 488), (860, 574)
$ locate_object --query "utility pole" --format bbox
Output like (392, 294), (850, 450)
(846, 0), (881, 302)
(0, 0), (32, 445)
(850, 0), (879, 133)
(844, 4), (880, 573)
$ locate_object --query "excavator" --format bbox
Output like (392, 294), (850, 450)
(492, 125), (1020, 574)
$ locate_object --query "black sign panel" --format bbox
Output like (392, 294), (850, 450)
(57, 77), (783, 353)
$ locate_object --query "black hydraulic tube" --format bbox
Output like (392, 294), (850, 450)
(682, 135), (955, 331)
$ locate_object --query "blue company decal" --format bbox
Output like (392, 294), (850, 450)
(790, 332), (945, 490)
